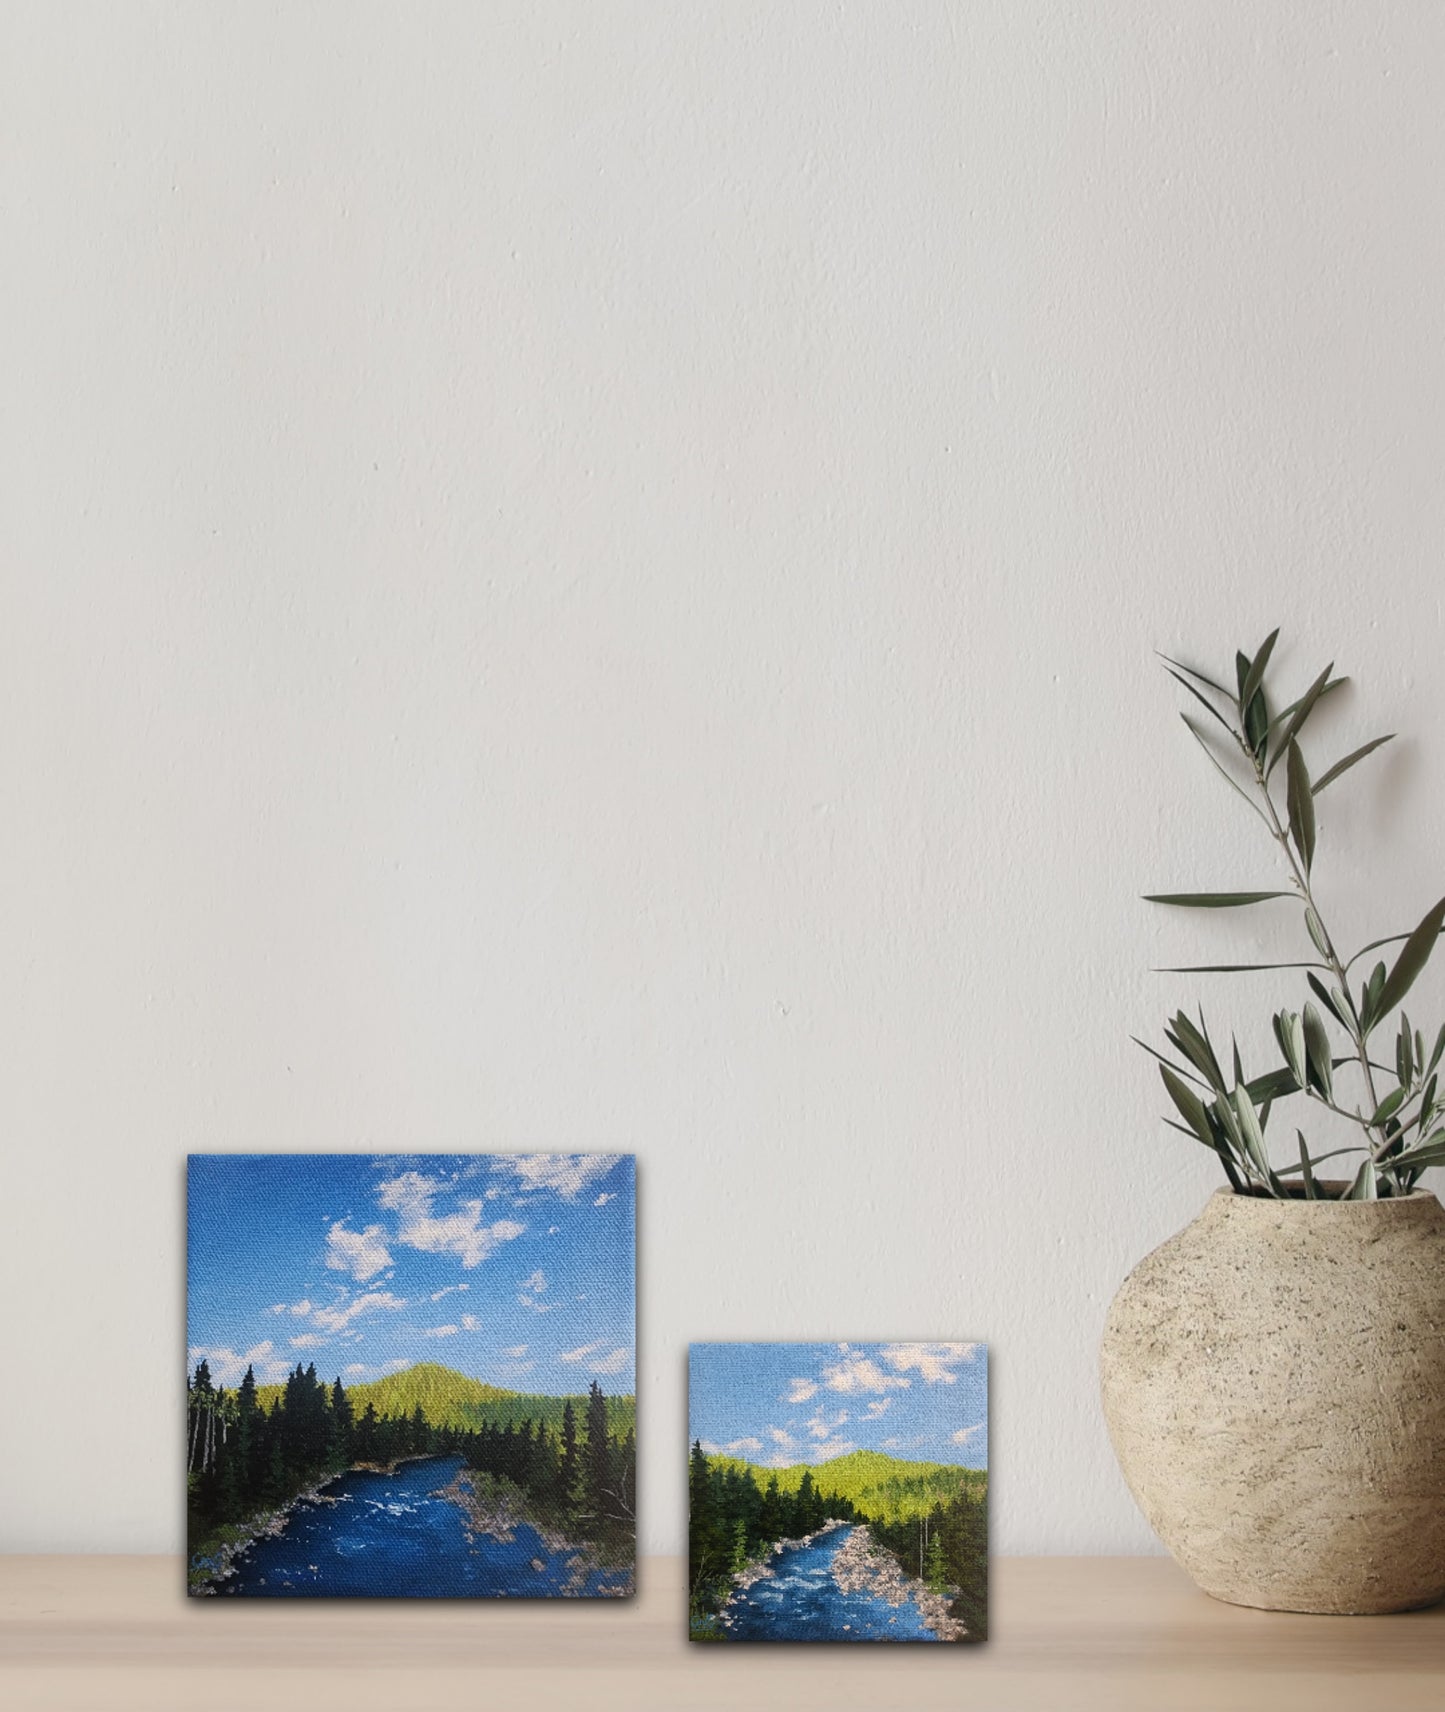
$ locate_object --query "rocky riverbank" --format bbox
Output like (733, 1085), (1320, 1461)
(433, 1468), (633, 1598)
(189, 1453), (444, 1594)
(829, 1525), (967, 1641)
(188, 1479), (342, 1594)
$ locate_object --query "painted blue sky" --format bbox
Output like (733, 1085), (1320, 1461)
(188, 1154), (634, 1396)
(689, 1342), (987, 1470)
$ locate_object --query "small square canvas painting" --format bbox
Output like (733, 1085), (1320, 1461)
(187, 1153), (635, 1597)
(688, 1341), (987, 1642)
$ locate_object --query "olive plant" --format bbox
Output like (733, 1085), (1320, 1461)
(1141, 630), (1445, 1199)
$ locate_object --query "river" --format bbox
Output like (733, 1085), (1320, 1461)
(218, 1455), (620, 1597)
(719, 1525), (942, 1641)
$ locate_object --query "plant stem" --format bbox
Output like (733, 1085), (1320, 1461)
(1241, 740), (1392, 1167)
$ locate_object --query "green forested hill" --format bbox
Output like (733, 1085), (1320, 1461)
(710, 1448), (985, 1523)
(256, 1361), (636, 1437)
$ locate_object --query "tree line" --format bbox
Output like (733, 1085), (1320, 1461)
(688, 1440), (862, 1626)
(868, 1484), (988, 1640)
(186, 1360), (634, 1566)
(461, 1381), (635, 1558)
(686, 1440), (986, 1639)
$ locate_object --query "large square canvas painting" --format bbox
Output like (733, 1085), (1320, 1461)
(187, 1153), (635, 1597)
(688, 1341), (987, 1642)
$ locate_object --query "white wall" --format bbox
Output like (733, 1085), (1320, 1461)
(3, 1), (1444, 1559)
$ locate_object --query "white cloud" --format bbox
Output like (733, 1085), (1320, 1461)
(785, 1377), (818, 1404)
(768, 1426), (796, 1450)
(424, 1324), (459, 1338)
(385, 1358), (408, 1371)
(589, 1347), (629, 1375)
(812, 1438), (856, 1462)
(312, 1290), (407, 1335)
(881, 1342), (978, 1384)
(520, 1269), (547, 1294)
(882, 1436), (902, 1450)
(547, 1226), (559, 1235)
(270, 1303), (287, 1315)
(188, 1340), (287, 1386)
(724, 1436), (763, 1455)
(460, 1314), (481, 1333)
(952, 1422), (987, 1447)
(289, 1334), (325, 1350)
(344, 1363), (369, 1377)
(429, 1283), (470, 1303)
(593, 1192), (615, 1207)
(502, 1344), (528, 1359)
(325, 1221), (393, 1283)
(376, 1171), (526, 1268)
(698, 1439), (722, 1455)
(863, 1399), (892, 1420)
(288, 1299), (313, 1317)
(806, 1408), (850, 1439)
(559, 1340), (603, 1364)
(821, 1353), (911, 1396)
(518, 1296), (553, 1313)
(490, 1154), (623, 1202)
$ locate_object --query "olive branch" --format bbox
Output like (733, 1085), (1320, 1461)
(1140, 629), (1445, 1199)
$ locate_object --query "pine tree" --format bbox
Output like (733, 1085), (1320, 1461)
(583, 1380), (611, 1528)
(558, 1399), (580, 1511)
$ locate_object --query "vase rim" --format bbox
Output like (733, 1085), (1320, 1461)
(1211, 1184), (1440, 1209)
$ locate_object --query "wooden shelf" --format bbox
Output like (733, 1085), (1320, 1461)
(2, 1555), (1442, 1710)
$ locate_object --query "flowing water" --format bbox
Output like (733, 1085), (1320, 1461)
(219, 1455), (621, 1597)
(719, 1525), (941, 1641)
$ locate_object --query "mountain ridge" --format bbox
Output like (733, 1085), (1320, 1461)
(254, 1360), (636, 1437)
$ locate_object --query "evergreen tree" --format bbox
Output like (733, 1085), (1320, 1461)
(583, 1380), (611, 1527)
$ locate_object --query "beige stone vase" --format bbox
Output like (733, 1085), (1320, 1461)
(1100, 1187), (1445, 1614)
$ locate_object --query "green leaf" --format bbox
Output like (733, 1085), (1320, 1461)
(1304, 907), (1330, 958)
(1345, 1157), (1379, 1200)
(1164, 670), (1238, 738)
(1389, 1132), (1445, 1171)
(1143, 891), (1294, 908)
(1157, 652), (1231, 698)
(1302, 1003), (1334, 1100)
(1166, 1013), (1226, 1092)
(1285, 741), (1316, 875)
(1179, 715), (1269, 823)
(1246, 1065), (1306, 1103)
(1361, 961), (1387, 1034)
(1313, 734), (1394, 796)
(1232, 1086), (1273, 1185)
(1273, 1011), (1306, 1088)
(1154, 962), (1326, 974)
(1429, 1023), (1445, 1079)
(1160, 1066), (1214, 1145)
(1306, 972), (1351, 1031)
(1265, 661), (1335, 776)
(1240, 628), (1280, 714)
(1370, 1086), (1407, 1127)
(1372, 896), (1445, 1024)
(1266, 674), (1348, 739)
(1397, 1017), (1415, 1090)
(1297, 1132), (1318, 1199)
(1131, 1036), (1211, 1089)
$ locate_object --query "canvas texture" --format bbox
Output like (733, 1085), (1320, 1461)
(688, 1341), (988, 1642)
(186, 1153), (636, 1597)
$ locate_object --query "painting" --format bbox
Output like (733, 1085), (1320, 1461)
(688, 1341), (987, 1641)
(186, 1153), (635, 1597)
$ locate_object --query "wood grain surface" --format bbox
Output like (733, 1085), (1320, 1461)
(2, 1555), (1441, 1710)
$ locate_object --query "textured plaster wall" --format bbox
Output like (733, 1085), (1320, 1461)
(3, 2), (1444, 1556)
